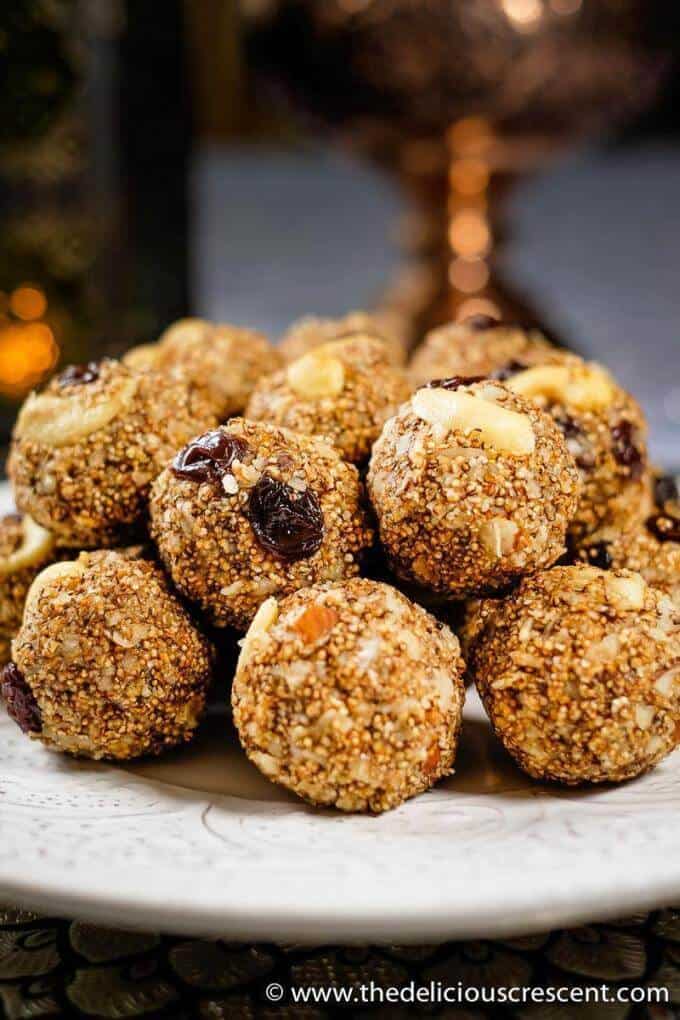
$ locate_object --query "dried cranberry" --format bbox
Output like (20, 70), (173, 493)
(647, 514), (680, 544)
(424, 376), (485, 391)
(611, 420), (645, 480)
(463, 314), (500, 331)
(247, 474), (324, 562)
(489, 360), (527, 382)
(58, 361), (102, 387)
(1, 663), (41, 734)
(654, 473), (679, 512)
(172, 431), (249, 484)
(582, 541), (613, 570)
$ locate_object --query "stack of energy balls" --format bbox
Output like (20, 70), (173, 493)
(1, 312), (678, 813)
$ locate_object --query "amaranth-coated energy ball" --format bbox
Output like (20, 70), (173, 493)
(246, 334), (411, 464)
(367, 378), (581, 598)
(574, 471), (680, 606)
(3, 551), (213, 759)
(408, 315), (554, 389)
(279, 310), (407, 365)
(152, 317), (280, 421)
(504, 356), (649, 540)
(471, 566), (680, 784)
(8, 358), (209, 547)
(0, 514), (62, 665)
(232, 578), (466, 813)
(150, 419), (374, 630)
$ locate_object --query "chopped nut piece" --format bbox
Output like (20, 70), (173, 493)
(507, 363), (615, 412)
(412, 387), (536, 455)
(479, 518), (519, 559)
(16, 377), (138, 447)
(604, 571), (646, 611)
(286, 350), (345, 399)
(0, 516), (54, 577)
(237, 596), (278, 671)
(23, 559), (87, 619)
(292, 603), (338, 643)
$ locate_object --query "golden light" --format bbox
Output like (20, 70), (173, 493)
(448, 117), (492, 157)
(501, 0), (543, 28)
(0, 321), (59, 397)
(449, 158), (490, 197)
(456, 297), (501, 322)
(449, 258), (490, 294)
(449, 209), (491, 258)
(10, 285), (47, 322)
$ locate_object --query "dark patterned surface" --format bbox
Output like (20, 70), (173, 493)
(1, 906), (679, 1018)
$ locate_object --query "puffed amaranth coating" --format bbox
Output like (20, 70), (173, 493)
(408, 316), (555, 389)
(154, 317), (281, 421)
(574, 473), (680, 607)
(150, 419), (374, 630)
(0, 514), (62, 665)
(8, 358), (210, 547)
(279, 310), (407, 365)
(245, 334), (412, 464)
(367, 379), (581, 598)
(8, 551), (213, 759)
(504, 356), (650, 540)
(232, 579), (466, 813)
(471, 566), (680, 785)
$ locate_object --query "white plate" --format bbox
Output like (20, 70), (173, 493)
(1, 484), (680, 943)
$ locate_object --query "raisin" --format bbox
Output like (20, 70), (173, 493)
(611, 420), (645, 479)
(58, 361), (102, 387)
(463, 314), (500, 331)
(489, 360), (527, 382)
(424, 375), (485, 391)
(553, 414), (593, 470)
(1, 662), (41, 734)
(247, 474), (324, 562)
(554, 413), (581, 440)
(172, 430), (249, 484)
(647, 514), (680, 544)
(582, 541), (613, 570)
(654, 474), (679, 512)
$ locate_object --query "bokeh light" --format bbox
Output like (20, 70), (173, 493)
(0, 321), (59, 397)
(10, 285), (48, 321)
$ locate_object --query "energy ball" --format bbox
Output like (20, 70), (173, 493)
(279, 310), (407, 365)
(575, 472), (680, 606)
(150, 419), (374, 630)
(471, 566), (680, 785)
(8, 359), (209, 547)
(408, 315), (554, 389)
(504, 357), (649, 540)
(0, 514), (62, 665)
(153, 317), (280, 421)
(245, 334), (411, 464)
(232, 578), (466, 813)
(4, 551), (213, 759)
(367, 378), (581, 598)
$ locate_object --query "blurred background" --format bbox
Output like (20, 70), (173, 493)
(0, 0), (678, 463)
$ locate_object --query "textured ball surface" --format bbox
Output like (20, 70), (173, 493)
(246, 334), (411, 464)
(9, 359), (209, 547)
(367, 379), (581, 598)
(8, 552), (213, 759)
(150, 419), (374, 630)
(232, 579), (466, 813)
(471, 566), (680, 784)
